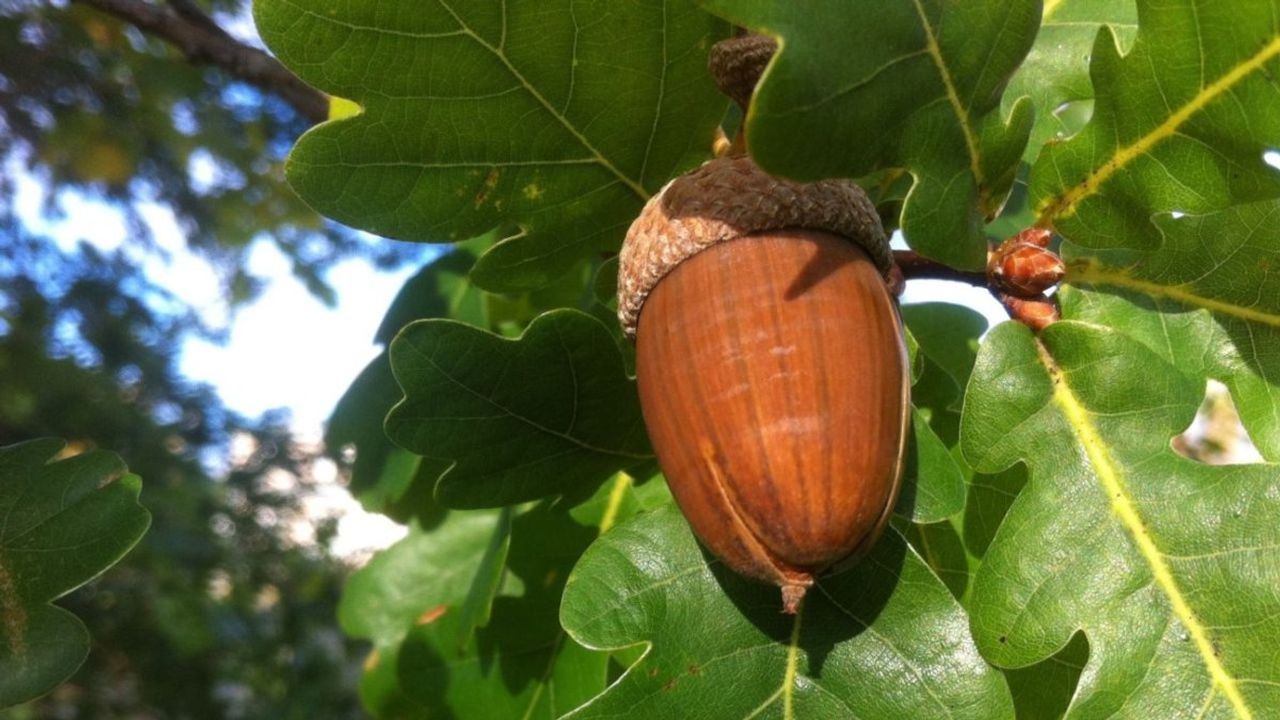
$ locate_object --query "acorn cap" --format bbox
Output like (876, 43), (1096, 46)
(618, 155), (891, 337)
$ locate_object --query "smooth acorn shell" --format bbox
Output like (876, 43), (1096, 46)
(634, 228), (910, 612)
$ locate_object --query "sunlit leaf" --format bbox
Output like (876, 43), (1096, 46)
(339, 510), (501, 717)
(1031, 0), (1280, 246)
(1003, 1), (1138, 161)
(1061, 199), (1280, 460)
(255, 0), (730, 291)
(962, 321), (1280, 718)
(698, 0), (1038, 270)
(560, 507), (1014, 719)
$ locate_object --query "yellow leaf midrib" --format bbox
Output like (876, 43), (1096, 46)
(1037, 33), (1280, 226)
(910, 0), (985, 190)
(1034, 339), (1253, 719)
(1066, 261), (1280, 328)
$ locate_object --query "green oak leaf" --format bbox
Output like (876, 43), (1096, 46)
(1060, 199), (1280, 460)
(1004, 1), (1138, 161)
(254, 0), (729, 291)
(1005, 633), (1090, 720)
(0, 440), (150, 708)
(376, 244), (490, 341)
(896, 409), (965, 525)
(327, 355), (449, 524)
(903, 302), (987, 416)
(339, 510), (501, 718)
(698, 0), (1038, 270)
(454, 506), (513, 650)
(891, 303), (987, 526)
(961, 321), (1280, 718)
(355, 641), (427, 719)
(1031, 0), (1280, 247)
(386, 309), (652, 508)
(896, 304), (988, 597)
(896, 519), (970, 602)
(395, 492), (620, 718)
(560, 506), (1015, 719)
(960, 464), (1028, 563)
(904, 324), (924, 384)
(326, 244), (486, 522)
(343, 476), (642, 719)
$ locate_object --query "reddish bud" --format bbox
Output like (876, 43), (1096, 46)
(988, 229), (1065, 297)
(1000, 294), (1060, 332)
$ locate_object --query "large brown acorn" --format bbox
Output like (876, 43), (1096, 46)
(618, 154), (910, 614)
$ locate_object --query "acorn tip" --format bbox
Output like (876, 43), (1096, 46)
(781, 582), (808, 614)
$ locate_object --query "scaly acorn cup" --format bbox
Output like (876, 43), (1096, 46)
(618, 155), (910, 614)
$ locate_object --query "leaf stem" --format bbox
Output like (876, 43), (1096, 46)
(892, 249), (1061, 331)
(892, 250), (987, 286)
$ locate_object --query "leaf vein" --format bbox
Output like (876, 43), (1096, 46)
(1035, 339), (1254, 719)
(434, 0), (649, 200)
(1038, 32), (1280, 224)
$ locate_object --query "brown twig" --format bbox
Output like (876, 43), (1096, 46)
(71, 0), (328, 124)
(892, 250), (987, 286)
(893, 247), (1063, 331)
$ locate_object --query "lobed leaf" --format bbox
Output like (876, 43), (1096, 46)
(386, 309), (652, 508)
(961, 321), (1280, 718)
(561, 506), (1015, 719)
(339, 510), (502, 717)
(1003, 1), (1138, 161)
(1031, 0), (1280, 247)
(698, 0), (1039, 270)
(0, 440), (150, 708)
(325, 244), (485, 522)
(341, 476), (647, 719)
(1061, 199), (1280, 460)
(896, 409), (965, 524)
(254, 0), (730, 291)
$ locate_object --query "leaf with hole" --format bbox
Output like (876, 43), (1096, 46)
(1003, 1), (1138, 161)
(961, 321), (1280, 718)
(1061, 199), (1280, 461)
(1030, 0), (1280, 246)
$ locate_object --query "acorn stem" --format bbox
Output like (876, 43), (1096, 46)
(892, 250), (987, 285)
(781, 581), (809, 615)
(892, 249), (1062, 331)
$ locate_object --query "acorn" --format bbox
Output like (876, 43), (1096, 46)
(618, 155), (910, 613)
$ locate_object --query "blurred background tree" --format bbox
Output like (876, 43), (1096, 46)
(0, 0), (417, 305)
(0, 238), (368, 718)
(0, 0), (416, 715)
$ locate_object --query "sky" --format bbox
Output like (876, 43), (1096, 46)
(11, 165), (416, 556)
